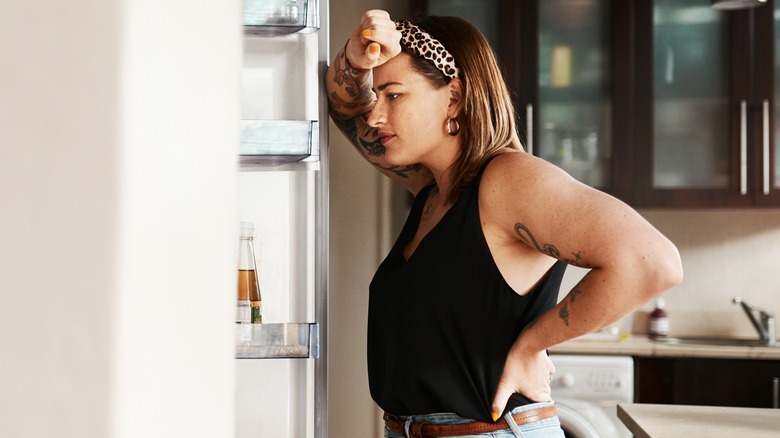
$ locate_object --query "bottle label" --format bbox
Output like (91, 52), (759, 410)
(650, 317), (669, 335)
(237, 301), (251, 324)
(251, 303), (262, 324)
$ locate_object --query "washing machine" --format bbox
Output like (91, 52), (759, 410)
(549, 354), (634, 438)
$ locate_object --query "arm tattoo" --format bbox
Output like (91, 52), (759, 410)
(559, 301), (571, 326)
(513, 222), (591, 327)
(329, 111), (383, 156)
(327, 48), (428, 181)
(331, 49), (374, 105)
(559, 286), (584, 326)
(329, 101), (422, 180)
(378, 163), (424, 179)
(513, 223), (593, 268)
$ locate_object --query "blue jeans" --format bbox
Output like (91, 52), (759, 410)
(384, 401), (565, 438)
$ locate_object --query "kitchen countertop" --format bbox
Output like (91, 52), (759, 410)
(617, 403), (780, 438)
(549, 334), (780, 360)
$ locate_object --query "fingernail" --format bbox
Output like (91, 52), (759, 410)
(491, 412), (499, 422)
(369, 43), (380, 54)
(362, 29), (372, 37)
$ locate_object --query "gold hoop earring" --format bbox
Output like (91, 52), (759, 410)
(446, 117), (460, 136)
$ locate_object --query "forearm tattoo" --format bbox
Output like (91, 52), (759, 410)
(328, 49), (422, 180)
(329, 112), (384, 157)
(331, 48), (374, 107)
(513, 222), (592, 327)
(330, 115), (421, 179)
(558, 286), (583, 327)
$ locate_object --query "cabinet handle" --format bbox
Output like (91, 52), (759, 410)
(774, 377), (779, 409)
(526, 103), (534, 155)
(763, 99), (771, 195)
(740, 100), (748, 195)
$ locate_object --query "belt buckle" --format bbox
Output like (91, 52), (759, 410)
(407, 420), (430, 438)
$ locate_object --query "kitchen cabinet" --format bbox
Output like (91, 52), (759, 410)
(413, 0), (626, 195)
(633, 0), (780, 207)
(636, 357), (780, 408)
(411, 0), (780, 207)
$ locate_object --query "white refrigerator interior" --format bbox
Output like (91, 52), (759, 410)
(242, 33), (319, 121)
(235, 7), (324, 437)
(236, 171), (316, 438)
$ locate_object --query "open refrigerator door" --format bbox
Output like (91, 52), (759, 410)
(235, 1), (328, 437)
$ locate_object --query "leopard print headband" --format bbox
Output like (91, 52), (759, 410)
(395, 20), (461, 80)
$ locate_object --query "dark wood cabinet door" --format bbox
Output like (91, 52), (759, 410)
(637, 357), (780, 408)
(632, 0), (764, 207)
(752, 1), (780, 206)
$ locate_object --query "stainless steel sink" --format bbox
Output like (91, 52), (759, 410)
(648, 296), (779, 348)
(649, 334), (779, 348)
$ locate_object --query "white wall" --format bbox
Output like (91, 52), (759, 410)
(0, 1), (239, 437)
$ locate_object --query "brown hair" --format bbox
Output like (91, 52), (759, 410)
(405, 16), (523, 204)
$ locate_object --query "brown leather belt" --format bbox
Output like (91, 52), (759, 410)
(383, 405), (557, 438)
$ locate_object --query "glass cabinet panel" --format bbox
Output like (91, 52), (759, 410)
(652, 0), (730, 189)
(537, 0), (613, 189)
(427, 0), (500, 49)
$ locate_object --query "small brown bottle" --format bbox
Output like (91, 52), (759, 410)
(237, 222), (262, 324)
(648, 298), (669, 336)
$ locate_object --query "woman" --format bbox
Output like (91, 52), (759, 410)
(327, 10), (683, 438)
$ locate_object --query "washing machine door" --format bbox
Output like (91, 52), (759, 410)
(555, 401), (601, 438)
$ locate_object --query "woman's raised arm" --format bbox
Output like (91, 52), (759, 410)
(326, 10), (433, 193)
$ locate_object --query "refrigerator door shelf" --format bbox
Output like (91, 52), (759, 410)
(244, 0), (319, 36)
(240, 119), (318, 167)
(236, 322), (319, 359)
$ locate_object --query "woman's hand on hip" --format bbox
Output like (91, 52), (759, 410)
(491, 347), (554, 421)
(346, 10), (402, 70)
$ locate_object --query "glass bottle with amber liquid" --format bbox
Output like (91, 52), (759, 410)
(237, 222), (262, 324)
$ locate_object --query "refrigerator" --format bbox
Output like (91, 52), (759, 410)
(235, 1), (329, 437)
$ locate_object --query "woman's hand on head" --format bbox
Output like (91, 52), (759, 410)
(491, 347), (554, 421)
(346, 10), (402, 70)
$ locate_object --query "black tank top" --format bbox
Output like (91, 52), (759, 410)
(368, 157), (566, 422)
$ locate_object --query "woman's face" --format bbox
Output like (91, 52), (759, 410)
(366, 53), (455, 166)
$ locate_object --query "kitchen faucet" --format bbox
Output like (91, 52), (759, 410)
(732, 296), (777, 347)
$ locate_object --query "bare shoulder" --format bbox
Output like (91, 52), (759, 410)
(479, 150), (586, 209)
(479, 150), (671, 269)
(478, 150), (628, 248)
